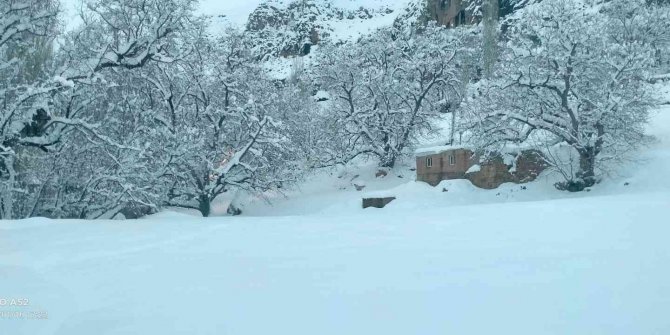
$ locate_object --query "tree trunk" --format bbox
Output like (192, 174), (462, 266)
(556, 146), (598, 192)
(380, 133), (397, 168)
(380, 154), (396, 169)
(577, 147), (597, 188)
(198, 195), (211, 217)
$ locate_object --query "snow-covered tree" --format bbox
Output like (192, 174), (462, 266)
(1, 0), (198, 219)
(1, 0), (59, 218)
(603, 0), (670, 73)
(463, 0), (660, 191)
(314, 25), (465, 168)
(134, 29), (296, 217)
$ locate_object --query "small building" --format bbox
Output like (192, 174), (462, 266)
(415, 146), (547, 189)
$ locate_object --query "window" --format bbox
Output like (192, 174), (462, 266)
(449, 155), (455, 165)
(426, 157), (433, 168)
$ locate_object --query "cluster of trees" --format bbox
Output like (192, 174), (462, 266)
(311, 25), (478, 168)
(461, 0), (670, 191)
(1, 0), (668, 219)
(2, 0), (301, 219)
(313, 0), (669, 192)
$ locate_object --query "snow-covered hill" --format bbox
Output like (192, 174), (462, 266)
(3, 191), (670, 334)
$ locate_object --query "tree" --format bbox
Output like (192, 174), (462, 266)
(143, 29), (295, 217)
(604, 0), (670, 73)
(314, 25), (464, 168)
(1, 0), (59, 218)
(463, 0), (660, 191)
(1, 0), (198, 219)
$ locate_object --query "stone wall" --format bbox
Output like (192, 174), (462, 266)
(466, 156), (514, 189)
(416, 149), (548, 189)
(363, 197), (396, 209)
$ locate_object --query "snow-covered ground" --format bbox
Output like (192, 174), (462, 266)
(2, 191), (670, 334)
(2, 101), (670, 334)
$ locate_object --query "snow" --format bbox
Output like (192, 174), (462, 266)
(327, 9), (400, 42)
(465, 164), (481, 174)
(53, 76), (75, 88)
(415, 144), (472, 156)
(199, 0), (263, 25)
(60, 0), (267, 31)
(652, 81), (670, 105)
(314, 90), (331, 101)
(60, 0), (83, 32)
(2, 191), (670, 334)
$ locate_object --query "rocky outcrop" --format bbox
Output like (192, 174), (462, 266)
(362, 197), (396, 209)
(245, 1), (328, 58)
(244, 0), (397, 59)
(393, 0), (477, 33)
(246, 3), (289, 32)
(393, 0), (538, 33)
(465, 150), (547, 189)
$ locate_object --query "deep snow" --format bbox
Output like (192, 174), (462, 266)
(2, 192), (670, 334)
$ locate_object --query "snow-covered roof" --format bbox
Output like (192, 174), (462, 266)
(415, 145), (473, 157)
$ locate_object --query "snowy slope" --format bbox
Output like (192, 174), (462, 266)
(200, 0), (264, 25)
(326, 0), (413, 42)
(208, 0), (412, 31)
(62, 0), (411, 30)
(2, 193), (670, 334)
(60, 0), (266, 30)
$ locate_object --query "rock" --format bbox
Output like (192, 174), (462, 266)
(362, 197), (396, 209)
(227, 205), (242, 216)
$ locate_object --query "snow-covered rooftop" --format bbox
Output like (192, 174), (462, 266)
(415, 145), (473, 156)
